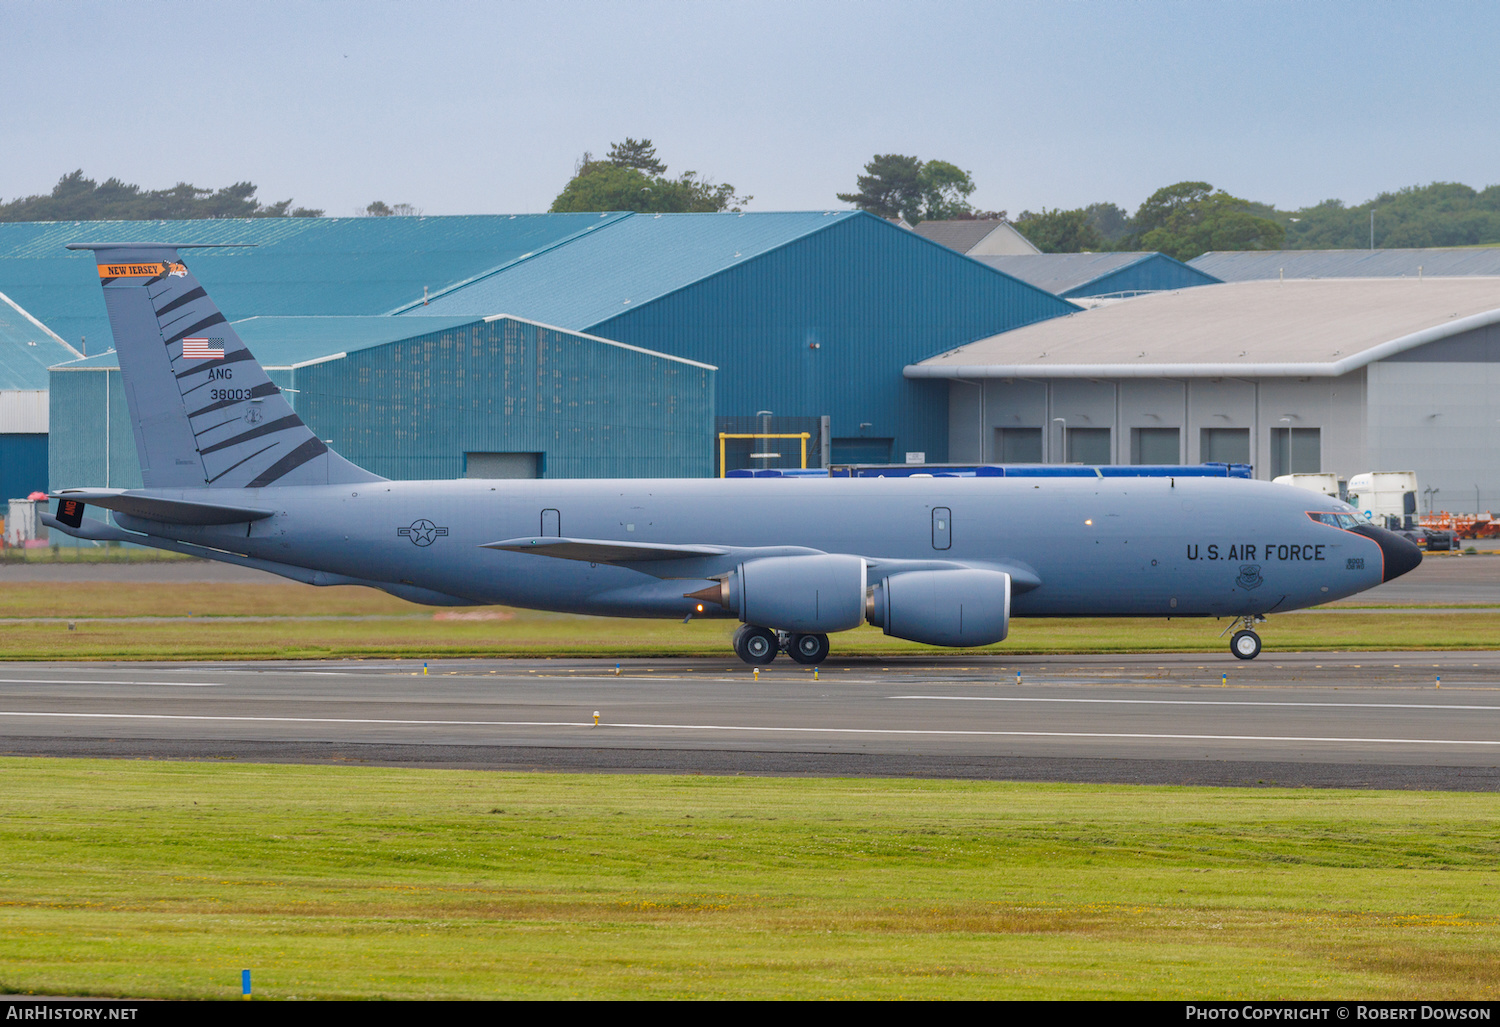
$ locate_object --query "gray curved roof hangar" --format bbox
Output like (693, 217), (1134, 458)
(907, 277), (1500, 379)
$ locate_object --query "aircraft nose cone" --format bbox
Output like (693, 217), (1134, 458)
(1351, 524), (1423, 582)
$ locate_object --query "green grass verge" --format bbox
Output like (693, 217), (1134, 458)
(0, 546), (194, 564)
(3, 582), (1498, 660)
(0, 759), (1496, 999)
(4, 608), (1500, 660)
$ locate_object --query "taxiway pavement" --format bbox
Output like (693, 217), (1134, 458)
(2, 653), (1496, 790)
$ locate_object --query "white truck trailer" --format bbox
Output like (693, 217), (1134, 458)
(1346, 471), (1419, 530)
(1272, 473), (1345, 502)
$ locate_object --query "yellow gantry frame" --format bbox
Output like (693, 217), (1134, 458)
(718, 433), (812, 477)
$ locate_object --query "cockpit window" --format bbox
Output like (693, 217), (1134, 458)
(1308, 511), (1365, 529)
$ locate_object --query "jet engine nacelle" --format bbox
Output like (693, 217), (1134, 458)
(866, 568), (1012, 647)
(696, 554), (868, 633)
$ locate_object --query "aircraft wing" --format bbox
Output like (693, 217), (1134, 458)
(484, 536), (1042, 591)
(488, 536), (752, 563)
(483, 536), (829, 573)
(51, 488), (275, 525)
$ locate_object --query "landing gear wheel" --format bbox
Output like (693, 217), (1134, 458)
(731, 624), (754, 662)
(738, 625), (778, 665)
(1230, 629), (1262, 661)
(786, 632), (830, 665)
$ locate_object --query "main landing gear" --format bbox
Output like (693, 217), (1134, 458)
(731, 624), (830, 666)
(1223, 614), (1266, 660)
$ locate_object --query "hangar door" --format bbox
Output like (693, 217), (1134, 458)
(465, 452), (541, 478)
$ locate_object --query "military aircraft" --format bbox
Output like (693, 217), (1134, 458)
(44, 243), (1421, 664)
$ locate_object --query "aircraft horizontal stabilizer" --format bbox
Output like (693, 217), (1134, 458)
(40, 512), (138, 543)
(51, 489), (274, 525)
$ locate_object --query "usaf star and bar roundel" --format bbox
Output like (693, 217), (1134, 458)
(398, 519), (449, 546)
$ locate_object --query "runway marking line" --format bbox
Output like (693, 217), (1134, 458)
(0, 710), (1495, 747)
(891, 695), (1500, 712)
(0, 678), (223, 687)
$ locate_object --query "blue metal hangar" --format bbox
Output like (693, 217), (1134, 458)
(402, 211), (1075, 466)
(973, 252), (1221, 300)
(50, 315), (714, 490)
(3, 211), (1075, 487)
(0, 289), (79, 499)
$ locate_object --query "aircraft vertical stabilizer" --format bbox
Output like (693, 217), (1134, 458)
(69, 243), (382, 489)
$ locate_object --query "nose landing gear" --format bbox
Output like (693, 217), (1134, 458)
(1223, 614), (1266, 660)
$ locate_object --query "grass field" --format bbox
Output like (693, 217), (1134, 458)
(2, 578), (1496, 1000)
(0, 581), (1498, 660)
(0, 546), (194, 564)
(0, 759), (1496, 1000)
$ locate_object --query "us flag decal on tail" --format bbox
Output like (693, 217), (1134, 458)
(182, 337), (225, 359)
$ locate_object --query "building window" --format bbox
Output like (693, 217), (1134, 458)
(1131, 427), (1180, 465)
(1201, 427), (1250, 465)
(993, 427), (1042, 462)
(1270, 428), (1320, 477)
(1066, 428), (1111, 465)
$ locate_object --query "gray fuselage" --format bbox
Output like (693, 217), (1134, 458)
(114, 474), (1390, 623)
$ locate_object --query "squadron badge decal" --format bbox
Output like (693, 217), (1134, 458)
(398, 519), (448, 546)
(1236, 564), (1263, 590)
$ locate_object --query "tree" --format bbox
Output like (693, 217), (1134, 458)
(1083, 202), (1132, 246)
(1013, 207), (1104, 253)
(836, 154), (978, 224)
(363, 201), (419, 216)
(550, 139), (749, 213)
(1127, 181), (1284, 260)
(1130, 181), (1214, 243)
(0, 170), (323, 221)
(916, 160), (977, 222)
(551, 163), (657, 212)
(605, 138), (666, 176)
(1281, 182), (1500, 249)
(837, 154), (924, 221)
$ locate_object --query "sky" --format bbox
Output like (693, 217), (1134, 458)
(3, 0), (1498, 219)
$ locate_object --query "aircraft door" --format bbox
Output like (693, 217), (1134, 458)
(932, 507), (952, 550)
(541, 508), (561, 537)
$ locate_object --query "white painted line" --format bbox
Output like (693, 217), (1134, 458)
(891, 695), (1500, 712)
(0, 678), (224, 687)
(0, 711), (583, 728)
(0, 710), (1494, 747)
